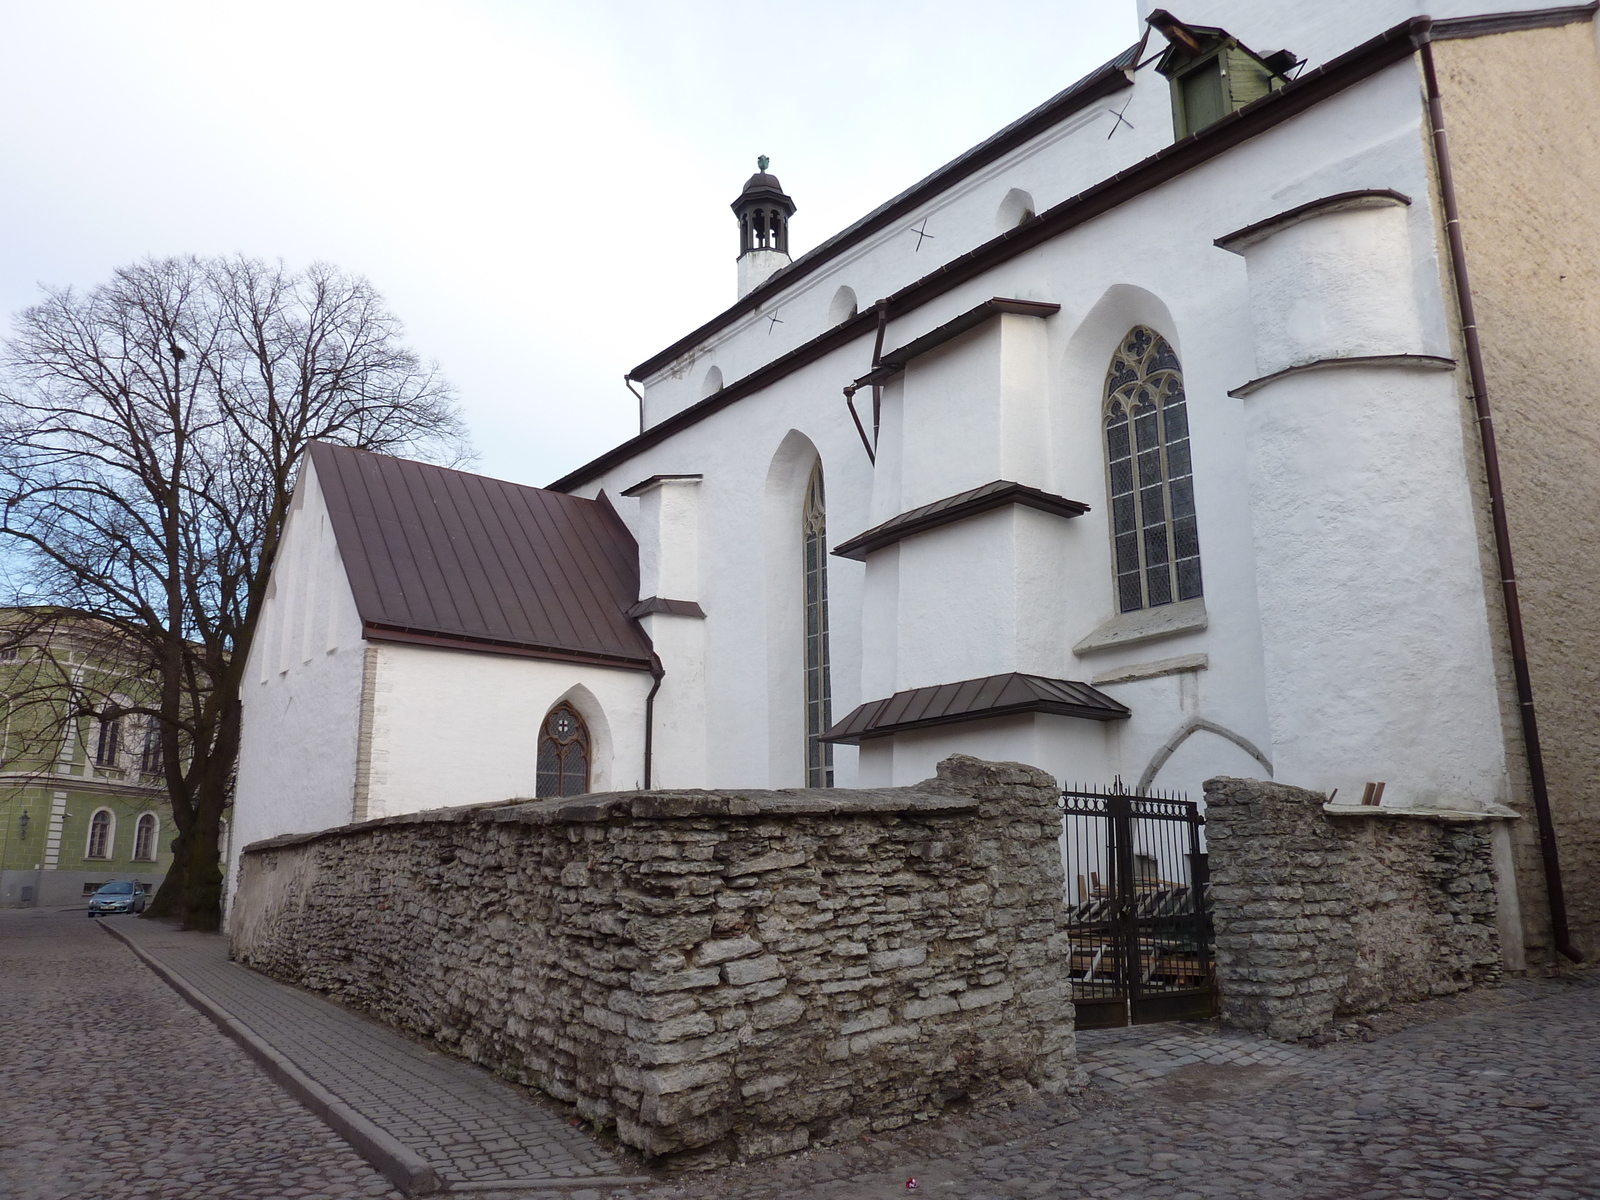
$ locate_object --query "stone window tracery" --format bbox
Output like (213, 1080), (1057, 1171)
(1104, 326), (1203, 613)
(803, 461), (834, 788)
(536, 703), (590, 798)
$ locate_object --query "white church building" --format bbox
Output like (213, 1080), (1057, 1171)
(232, 0), (1600, 963)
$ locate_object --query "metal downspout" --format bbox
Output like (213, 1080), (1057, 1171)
(1420, 37), (1581, 962)
(642, 653), (664, 789)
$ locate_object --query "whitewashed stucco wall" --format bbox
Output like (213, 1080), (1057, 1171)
(580, 56), (1509, 812)
(360, 644), (652, 818)
(230, 461), (367, 911)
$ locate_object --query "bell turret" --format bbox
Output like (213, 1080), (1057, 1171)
(732, 156), (796, 299)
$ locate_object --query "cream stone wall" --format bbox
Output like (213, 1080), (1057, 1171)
(1433, 23), (1600, 957)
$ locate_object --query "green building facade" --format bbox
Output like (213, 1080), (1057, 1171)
(0, 614), (176, 907)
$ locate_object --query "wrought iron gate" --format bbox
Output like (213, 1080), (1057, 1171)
(1059, 783), (1214, 1028)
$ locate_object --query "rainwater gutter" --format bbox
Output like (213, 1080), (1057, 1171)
(642, 652), (664, 788)
(1420, 36), (1581, 962)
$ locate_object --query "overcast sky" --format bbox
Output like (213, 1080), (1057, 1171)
(0, 2), (1139, 486)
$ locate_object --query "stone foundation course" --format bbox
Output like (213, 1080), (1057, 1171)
(1205, 776), (1504, 1040)
(229, 755), (1079, 1166)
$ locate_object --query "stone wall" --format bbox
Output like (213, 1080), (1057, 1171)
(229, 756), (1078, 1167)
(1205, 777), (1504, 1040)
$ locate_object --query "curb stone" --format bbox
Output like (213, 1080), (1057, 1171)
(99, 919), (443, 1196)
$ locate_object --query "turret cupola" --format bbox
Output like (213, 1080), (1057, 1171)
(732, 156), (796, 299)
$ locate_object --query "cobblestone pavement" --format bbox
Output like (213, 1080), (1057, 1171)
(0, 906), (404, 1200)
(9, 904), (1600, 1200)
(110, 915), (636, 1191)
(613, 970), (1600, 1200)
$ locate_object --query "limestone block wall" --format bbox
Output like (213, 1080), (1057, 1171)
(1204, 776), (1503, 1040)
(229, 756), (1078, 1167)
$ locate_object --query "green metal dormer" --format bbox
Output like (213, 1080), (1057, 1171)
(1148, 9), (1299, 140)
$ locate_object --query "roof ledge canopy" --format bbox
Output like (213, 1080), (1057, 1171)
(822, 673), (1130, 745)
(832, 480), (1089, 562)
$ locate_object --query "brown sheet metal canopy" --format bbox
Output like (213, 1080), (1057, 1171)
(832, 479), (1089, 562)
(822, 672), (1130, 745)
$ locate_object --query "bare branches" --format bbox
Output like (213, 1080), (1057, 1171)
(0, 255), (470, 928)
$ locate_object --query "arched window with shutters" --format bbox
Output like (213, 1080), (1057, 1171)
(803, 461), (834, 788)
(86, 808), (113, 859)
(536, 703), (590, 798)
(1103, 326), (1203, 613)
(133, 812), (159, 861)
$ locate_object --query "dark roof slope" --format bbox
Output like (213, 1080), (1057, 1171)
(308, 442), (653, 670)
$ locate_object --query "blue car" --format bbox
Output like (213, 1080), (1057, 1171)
(87, 880), (147, 917)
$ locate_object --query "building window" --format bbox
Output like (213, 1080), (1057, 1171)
(133, 813), (158, 861)
(1104, 326), (1203, 613)
(139, 722), (163, 775)
(803, 461), (834, 788)
(535, 703), (590, 798)
(86, 809), (113, 859)
(95, 712), (121, 767)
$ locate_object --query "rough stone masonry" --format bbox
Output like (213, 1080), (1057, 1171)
(1205, 776), (1504, 1041)
(229, 755), (1080, 1167)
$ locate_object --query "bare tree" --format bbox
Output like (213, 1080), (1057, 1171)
(0, 256), (470, 929)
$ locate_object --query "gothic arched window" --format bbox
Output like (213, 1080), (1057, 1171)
(536, 703), (590, 798)
(1104, 327), (1203, 613)
(803, 461), (834, 788)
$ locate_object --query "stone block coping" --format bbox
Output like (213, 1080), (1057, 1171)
(1321, 803), (1522, 824)
(243, 787), (977, 855)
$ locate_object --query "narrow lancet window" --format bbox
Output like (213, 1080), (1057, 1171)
(1104, 327), (1202, 613)
(803, 461), (834, 787)
(535, 703), (591, 798)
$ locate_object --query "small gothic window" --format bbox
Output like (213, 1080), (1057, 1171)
(134, 813), (158, 861)
(1104, 327), (1203, 613)
(536, 704), (590, 798)
(86, 809), (112, 859)
(95, 712), (121, 767)
(803, 461), (834, 788)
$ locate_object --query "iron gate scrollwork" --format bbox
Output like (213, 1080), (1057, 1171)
(1060, 782), (1214, 1028)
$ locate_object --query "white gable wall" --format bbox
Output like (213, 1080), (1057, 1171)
(230, 460), (368, 907)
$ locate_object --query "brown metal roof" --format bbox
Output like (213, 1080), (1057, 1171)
(832, 480), (1089, 562)
(309, 442), (654, 670)
(821, 673), (1130, 745)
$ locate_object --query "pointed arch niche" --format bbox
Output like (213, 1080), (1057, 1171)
(996, 188), (1036, 233)
(828, 285), (858, 325)
(764, 431), (835, 787)
(1059, 287), (1206, 649)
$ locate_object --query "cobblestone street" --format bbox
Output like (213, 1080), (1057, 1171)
(0, 907), (403, 1200)
(5, 906), (1600, 1199)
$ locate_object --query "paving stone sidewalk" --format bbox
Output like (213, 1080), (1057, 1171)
(107, 914), (643, 1194)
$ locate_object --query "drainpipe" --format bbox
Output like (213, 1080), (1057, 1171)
(1420, 38), (1581, 963)
(625, 376), (646, 435)
(642, 653), (664, 789)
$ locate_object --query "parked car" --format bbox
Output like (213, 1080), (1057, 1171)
(87, 881), (147, 917)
